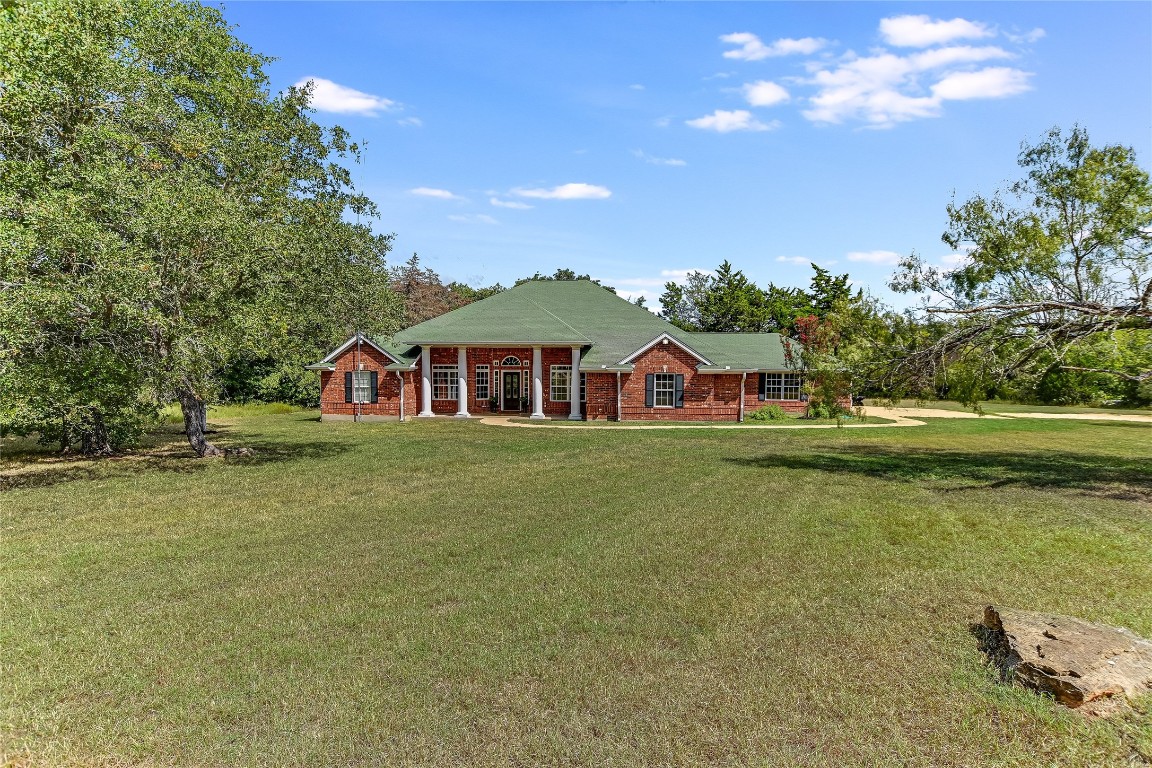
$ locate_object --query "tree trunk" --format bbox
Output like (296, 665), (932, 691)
(59, 415), (73, 454)
(178, 389), (224, 457)
(80, 408), (114, 456)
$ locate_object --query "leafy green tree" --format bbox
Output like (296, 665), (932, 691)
(515, 268), (616, 293)
(0, 0), (400, 456)
(659, 270), (711, 331)
(891, 126), (1152, 395)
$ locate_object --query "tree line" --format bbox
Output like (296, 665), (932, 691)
(2, 0), (1148, 457)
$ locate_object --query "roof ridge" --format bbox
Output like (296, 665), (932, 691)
(524, 291), (593, 342)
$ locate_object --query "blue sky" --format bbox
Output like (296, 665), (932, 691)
(219, 2), (1151, 308)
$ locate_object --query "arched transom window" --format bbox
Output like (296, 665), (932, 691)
(501, 356), (521, 366)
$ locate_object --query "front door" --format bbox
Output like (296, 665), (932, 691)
(502, 371), (522, 412)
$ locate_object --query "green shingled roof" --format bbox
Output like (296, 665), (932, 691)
(311, 281), (801, 371)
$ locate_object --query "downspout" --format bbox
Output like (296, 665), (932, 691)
(616, 371), (622, 422)
(355, 331), (362, 423)
(397, 370), (405, 422)
(739, 372), (746, 423)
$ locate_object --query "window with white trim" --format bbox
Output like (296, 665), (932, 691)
(550, 365), (572, 402)
(580, 372), (586, 403)
(764, 372), (802, 400)
(501, 355), (521, 366)
(475, 365), (490, 400)
(654, 372), (676, 407)
(352, 370), (372, 404)
(432, 365), (458, 400)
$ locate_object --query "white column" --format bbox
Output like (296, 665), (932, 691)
(569, 346), (582, 420)
(616, 371), (623, 422)
(418, 346), (434, 417)
(531, 345), (545, 419)
(455, 346), (470, 417)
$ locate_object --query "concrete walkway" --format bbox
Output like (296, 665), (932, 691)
(476, 406), (1150, 430)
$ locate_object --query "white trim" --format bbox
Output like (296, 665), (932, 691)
(321, 334), (405, 366)
(418, 346), (434, 417)
(399, 339), (587, 347)
(617, 333), (712, 366)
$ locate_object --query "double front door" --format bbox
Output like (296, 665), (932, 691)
(502, 371), (523, 412)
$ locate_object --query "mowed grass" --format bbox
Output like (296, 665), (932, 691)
(2, 412), (1150, 767)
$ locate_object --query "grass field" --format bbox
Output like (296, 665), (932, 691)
(2, 411), (1150, 766)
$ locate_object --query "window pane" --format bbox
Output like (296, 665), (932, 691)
(352, 370), (372, 403)
(475, 366), (489, 400)
(432, 366), (458, 400)
(654, 373), (675, 407)
(550, 365), (571, 402)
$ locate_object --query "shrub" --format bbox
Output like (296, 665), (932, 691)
(747, 404), (788, 422)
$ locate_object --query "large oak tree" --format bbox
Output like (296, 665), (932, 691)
(1, 0), (400, 455)
(890, 126), (1151, 393)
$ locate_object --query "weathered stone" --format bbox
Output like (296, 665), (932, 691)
(975, 605), (1152, 715)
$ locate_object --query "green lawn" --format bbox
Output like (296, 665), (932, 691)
(2, 412), (1150, 767)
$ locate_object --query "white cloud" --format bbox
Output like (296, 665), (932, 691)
(294, 77), (396, 116)
(1006, 27), (1046, 44)
(629, 84), (645, 91)
(409, 187), (462, 200)
(396, 116), (423, 127)
(511, 183), (612, 200)
(661, 268), (713, 280)
(686, 109), (779, 133)
(654, 116), (672, 128)
(721, 32), (827, 61)
(879, 15), (993, 47)
(801, 44), (1030, 127)
(490, 197), (533, 210)
(939, 253), (967, 267)
(632, 149), (687, 167)
(776, 256), (813, 266)
(931, 67), (1033, 100)
(846, 250), (902, 265)
(909, 45), (1013, 70)
(448, 214), (498, 225)
(742, 80), (790, 107)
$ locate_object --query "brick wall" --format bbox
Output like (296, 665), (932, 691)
(319, 343), (416, 419)
(618, 344), (743, 422)
(584, 372), (617, 420)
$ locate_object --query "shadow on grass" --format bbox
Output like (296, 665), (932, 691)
(0, 427), (352, 492)
(726, 445), (1152, 502)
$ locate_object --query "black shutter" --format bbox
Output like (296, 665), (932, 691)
(674, 374), (685, 408)
(758, 373), (766, 401)
(644, 374), (655, 407)
(370, 371), (379, 403)
(344, 371), (353, 403)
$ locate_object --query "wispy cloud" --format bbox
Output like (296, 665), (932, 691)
(448, 214), (498, 225)
(409, 187), (462, 200)
(629, 83), (645, 91)
(294, 77), (396, 116)
(802, 44), (1031, 127)
(490, 197), (533, 210)
(846, 250), (902, 265)
(511, 183), (612, 200)
(686, 109), (780, 133)
(879, 15), (993, 47)
(705, 16), (1037, 130)
(742, 80), (790, 107)
(1005, 27), (1046, 44)
(931, 67), (1032, 100)
(396, 116), (423, 127)
(721, 32), (827, 61)
(776, 256), (813, 266)
(632, 149), (687, 167)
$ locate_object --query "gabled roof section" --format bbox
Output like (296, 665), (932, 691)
(687, 333), (802, 371)
(617, 332), (713, 366)
(306, 334), (419, 370)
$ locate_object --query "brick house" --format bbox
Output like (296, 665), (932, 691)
(307, 280), (812, 422)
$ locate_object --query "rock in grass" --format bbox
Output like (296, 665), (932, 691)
(975, 605), (1152, 715)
